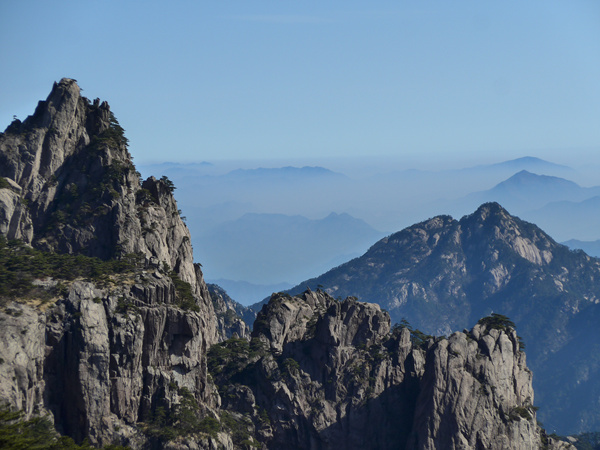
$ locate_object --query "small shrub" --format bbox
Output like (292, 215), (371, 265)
(478, 313), (515, 332)
(197, 416), (220, 437)
(509, 406), (533, 421)
(220, 411), (254, 446)
(160, 176), (176, 193)
(168, 271), (198, 312)
(282, 357), (300, 375)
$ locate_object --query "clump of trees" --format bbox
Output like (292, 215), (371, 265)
(167, 270), (198, 312)
(159, 176), (175, 193)
(0, 236), (141, 304)
(0, 406), (129, 449)
(477, 313), (525, 350)
(88, 112), (129, 151)
(477, 313), (515, 331)
(392, 318), (435, 349)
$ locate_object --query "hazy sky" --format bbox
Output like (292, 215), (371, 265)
(1, 1), (599, 166)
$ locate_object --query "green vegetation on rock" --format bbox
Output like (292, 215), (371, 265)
(167, 270), (198, 312)
(0, 407), (129, 449)
(208, 337), (267, 382)
(0, 236), (141, 304)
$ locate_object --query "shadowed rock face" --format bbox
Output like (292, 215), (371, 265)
(212, 290), (570, 450)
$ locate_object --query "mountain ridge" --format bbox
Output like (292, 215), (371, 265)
(459, 171), (600, 216)
(285, 202), (600, 433)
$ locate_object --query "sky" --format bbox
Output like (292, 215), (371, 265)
(1, 1), (599, 167)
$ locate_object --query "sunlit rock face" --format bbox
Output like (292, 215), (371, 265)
(0, 79), (227, 448)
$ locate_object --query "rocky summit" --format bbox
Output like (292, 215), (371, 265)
(289, 202), (600, 434)
(0, 79), (574, 449)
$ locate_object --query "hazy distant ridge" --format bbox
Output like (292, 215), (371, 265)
(199, 211), (385, 285)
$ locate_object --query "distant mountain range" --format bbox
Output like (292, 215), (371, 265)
(279, 202), (600, 434)
(198, 212), (386, 285)
(563, 238), (600, 258)
(528, 196), (600, 242)
(140, 157), (600, 288)
(225, 165), (346, 181)
(471, 156), (574, 175)
(459, 170), (600, 216)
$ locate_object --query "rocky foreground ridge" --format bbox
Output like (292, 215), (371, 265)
(213, 289), (571, 449)
(0, 79), (572, 449)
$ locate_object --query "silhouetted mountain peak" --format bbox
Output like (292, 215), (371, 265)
(488, 156), (573, 172)
(495, 170), (579, 190)
(228, 165), (344, 179)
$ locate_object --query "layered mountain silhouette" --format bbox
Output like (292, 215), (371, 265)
(139, 159), (600, 292)
(458, 170), (600, 215)
(285, 202), (600, 434)
(199, 212), (385, 285)
(529, 196), (600, 242)
(563, 238), (600, 258)
(473, 156), (574, 175)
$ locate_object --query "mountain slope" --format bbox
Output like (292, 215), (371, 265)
(460, 171), (600, 216)
(288, 202), (600, 434)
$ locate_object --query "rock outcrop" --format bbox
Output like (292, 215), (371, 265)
(211, 290), (570, 449)
(0, 79), (223, 447)
(0, 79), (206, 295)
(207, 283), (252, 341)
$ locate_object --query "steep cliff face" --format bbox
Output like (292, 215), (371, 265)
(211, 290), (569, 449)
(408, 324), (535, 449)
(0, 79), (226, 447)
(0, 274), (227, 447)
(0, 78), (205, 295)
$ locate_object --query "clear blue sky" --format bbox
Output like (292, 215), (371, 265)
(1, 1), (599, 165)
